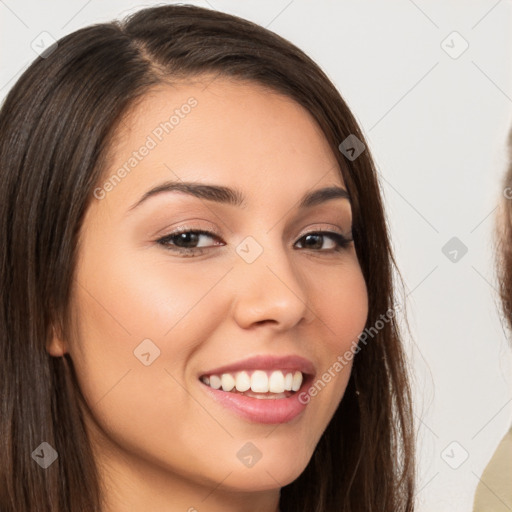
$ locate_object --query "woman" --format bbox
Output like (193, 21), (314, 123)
(0, 5), (415, 511)
(472, 128), (512, 511)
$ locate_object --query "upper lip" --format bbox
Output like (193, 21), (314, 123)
(199, 354), (316, 378)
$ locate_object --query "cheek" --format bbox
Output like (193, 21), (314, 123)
(301, 258), (368, 419)
(72, 235), (230, 354)
(312, 257), (369, 354)
(67, 262), (226, 479)
(67, 242), (232, 435)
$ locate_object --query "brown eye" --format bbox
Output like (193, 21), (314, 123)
(157, 229), (223, 256)
(295, 231), (352, 252)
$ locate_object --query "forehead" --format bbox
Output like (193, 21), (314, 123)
(100, 77), (345, 211)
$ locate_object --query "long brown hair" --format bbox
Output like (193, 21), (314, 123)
(0, 5), (415, 511)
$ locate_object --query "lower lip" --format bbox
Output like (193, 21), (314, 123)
(199, 377), (312, 424)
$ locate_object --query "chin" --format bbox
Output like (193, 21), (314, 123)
(213, 450), (311, 492)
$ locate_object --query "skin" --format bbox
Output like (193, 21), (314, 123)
(47, 76), (369, 512)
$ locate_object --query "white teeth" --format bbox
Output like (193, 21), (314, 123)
(201, 369), (305, 395)
(284, 372), (293, 391)
(268, 370), (285, 393)
(221, 373), (235, 392)
(235, 371), (251, 392)
(209, 375), (221, 390)
(291, 371), (302, 391)
(251, 370), (268, 393)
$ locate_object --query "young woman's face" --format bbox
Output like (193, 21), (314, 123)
(50, 77), (368, 504)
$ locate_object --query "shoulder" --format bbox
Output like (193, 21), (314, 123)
(473, 425), (512, 512)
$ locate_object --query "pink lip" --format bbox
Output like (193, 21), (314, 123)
(199, 354), (316, 378)
(200, 373), (314, 424)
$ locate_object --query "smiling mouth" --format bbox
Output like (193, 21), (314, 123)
(199, 369), (304, 399)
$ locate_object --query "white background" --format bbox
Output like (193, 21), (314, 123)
(1, 1), (512, 511)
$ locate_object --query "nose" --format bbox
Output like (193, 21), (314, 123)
(230, 238), (312, 331)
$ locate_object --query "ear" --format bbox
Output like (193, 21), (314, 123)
(46, 324), (68, 357)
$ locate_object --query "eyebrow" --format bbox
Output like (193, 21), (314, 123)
(126, 180), (350, 213)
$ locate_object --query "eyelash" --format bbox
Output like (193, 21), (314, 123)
(155, 228), (353, 257)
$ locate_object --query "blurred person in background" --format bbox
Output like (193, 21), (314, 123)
(473, 127), (512, 512)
